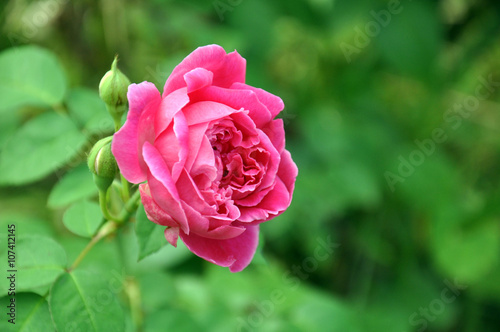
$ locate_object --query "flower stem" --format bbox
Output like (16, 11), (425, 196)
(68, 187), (141, 272)
(99, 189), (119, 221)
(121, 175), (130, 201)
(68, 220), (117, 272)
(113, 117), (122, 132)
(118, 189), (141, 223)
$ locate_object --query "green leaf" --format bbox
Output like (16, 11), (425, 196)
(49, 269), (125, 332)
(135, 203), (167, 261)
(0, 293), (54, 332)
(375, 1), (442, 80)
(48, 163), (98, 208)
(0, 214), (53, 238)
(144, 309), (202, 332)
(63, 200), (103, 238)
(0, 112), (87, 185)
(0, 46), (67, 112)
(0, 235), (67, 296)
(432, 219), (500, 284)
(66, 88), (114, 135)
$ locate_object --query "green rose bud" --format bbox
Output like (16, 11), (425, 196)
(88, 137), (117, 192)
(99, 56), (131, 127)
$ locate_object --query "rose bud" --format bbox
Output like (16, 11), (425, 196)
(99, 56), (131, 123)
(88, 136), (117, 192)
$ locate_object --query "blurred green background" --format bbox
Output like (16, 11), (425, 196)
(1, 0), (500, 331)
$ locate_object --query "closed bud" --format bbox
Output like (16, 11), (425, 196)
(99, 56), (131, 122)
(88, 137), (117, 192)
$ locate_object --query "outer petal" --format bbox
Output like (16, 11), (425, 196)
(185, 67), (213, 93)
(165, 227), (179, 247)
(262, 119), (285, 153)
(112, 82), (161, 183)
(277, 149), (298, 195)
(183, 100), (241, 126)
(180, 225), (259, 272)
(189, 86), (272, 127)
(154, 88), (190, 137)
(143, 142), (189, 234)
(139, 183), (177, 227)
(231, 82), (284, 119)
(164, 45), (245, 95)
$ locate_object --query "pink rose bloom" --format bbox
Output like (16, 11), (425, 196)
(112, 45), (297, 272)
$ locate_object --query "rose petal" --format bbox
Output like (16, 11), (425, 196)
(184, 67), (213, 93)
(163, 45), (245, 95)
(238, 178), (288, 223)
(165, 227), (179, 247)
(143, 142), (189, 233)
(277, 149), (298, 195)
(171, 111), (189, 182)
(189, 136), (217, 181)
(183, 122), (210, 173)
(262, 119), (285, 153)
(139, 183), (177, 227)
(183, 100), (241, 126)
(212, 51), (246, 88)
(231, 82), (284, 118)
(180, 225), (259, 272)
(112, 82), (160, 183)
(234, 130), (281, 206)
(190, 86), (272, 128)
(155, 88), (190, 136)
(238, 150), (298, 223)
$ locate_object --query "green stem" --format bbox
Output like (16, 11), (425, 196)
(69, 188), (141, 272)
(99, 189), (119, 221)
(117, 189), (141, 223)
(124, 277), (143, 331)
(68, 221), (117, 272)
(113, 117), (122, 132)
(121, 175), (130, 201)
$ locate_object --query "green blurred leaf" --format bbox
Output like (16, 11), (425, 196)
(433, 219), (500, 284)
(144, 309), (202, 332)
(138, 272), (176, 313)
(135, 203), (166, 261)
(0, 215), (53, 238)
(63, 200), (103, 238)
(0, 235), (66, 295)
(0, 46), (67, 112)
(0, 112), (87, 185)
(48, 163), (98, 208)
(291, 295), (363, 332)
(0, 293), (54, 332)
(49, 269), (125, 332)
(66, 88), (114, 135)
(375, 1), (442, 79)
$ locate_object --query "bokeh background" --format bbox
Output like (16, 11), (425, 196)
(1, 0), (500, 331)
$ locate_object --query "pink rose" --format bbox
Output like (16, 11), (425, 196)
(112, 45), (297, 272)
